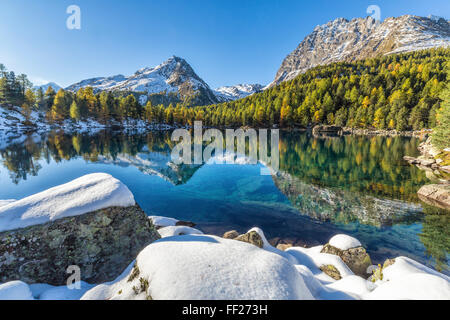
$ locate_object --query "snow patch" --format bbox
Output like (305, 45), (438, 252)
(329, 234), (362, 250)
(0, 173), (135, 232)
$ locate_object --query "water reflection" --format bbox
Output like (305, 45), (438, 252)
(0, 130), (448, 271)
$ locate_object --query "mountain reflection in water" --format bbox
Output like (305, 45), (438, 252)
(0, 130), (448, 273)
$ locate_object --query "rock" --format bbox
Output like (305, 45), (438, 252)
(403, 156), (418, 164)
(234, 231), (264, 248)
(0, 205), (160, 285)
(175, 220), (196, 228)
(321, 244), (372, 278)
(328, 234), (361, 250)
(223, 230), (239, 239)
(276, 243), (293, 251)
(417, 184), (450, 210)
(319, 265), (342, 280)
(383, 258), (396, 269)
(441, 166), (450, 174)
(419, 159), (436, 167)
(312, 125), (343, 136)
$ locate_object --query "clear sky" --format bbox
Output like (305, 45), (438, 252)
(0, 0), (449, 88)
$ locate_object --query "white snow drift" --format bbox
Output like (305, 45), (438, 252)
(0, 173), (135, 232)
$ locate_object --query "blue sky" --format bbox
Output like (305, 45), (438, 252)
(0, 0), (449, 88)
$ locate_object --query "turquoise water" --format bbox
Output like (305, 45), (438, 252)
(0, 130), (448, 273)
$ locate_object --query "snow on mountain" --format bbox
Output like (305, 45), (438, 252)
(65, 56), (219, 105)
(269, 15), (450, 87)
(33, 82), (62, 92)
(214, 84), (263, 102)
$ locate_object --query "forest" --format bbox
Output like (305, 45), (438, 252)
(0, 48), (449, 133)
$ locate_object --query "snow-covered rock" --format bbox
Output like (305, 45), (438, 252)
(0, 281), (33, 300)
(30, 282), (95, 300)
(0, 174), (160, 286)
(158, 226), (203, 238)
(0, 173), (135, 232)
(82, 234), (315, 300)
(363, 257), (450, 299)
(2, 213), (449, 300)
(329, 234), (362, 250)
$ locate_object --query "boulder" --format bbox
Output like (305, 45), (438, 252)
(223, 230), (239, 239)
(321, 244), (372, 278)
(234, 231), (264, 248)
(441, 166), (450, 174)
(417, 184), (450, 210)
(276, 243), (294, 251)
(419, 158), (436, 167)
(0, 205), (160, 286)
(403, 156), (419, 164)
(312, 125), (343, 136)
(319, 265), (342, 280)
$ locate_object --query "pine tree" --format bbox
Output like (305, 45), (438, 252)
(432, 69), (450, 149)
(70, 101), (81, 121)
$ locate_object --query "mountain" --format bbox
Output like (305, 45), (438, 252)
(66, 56), (220, 106)
(269, 15), (450, 87)
(33, 82), (61, 92)
(214, 84), (263, 102)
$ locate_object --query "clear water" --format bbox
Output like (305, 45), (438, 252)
(0, 130), (448, 273)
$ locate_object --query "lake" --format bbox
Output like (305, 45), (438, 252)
(0, 129), (448, 273)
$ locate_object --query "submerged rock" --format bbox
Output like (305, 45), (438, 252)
(0, 205), (160, 285)
(417, 184), (450, 210)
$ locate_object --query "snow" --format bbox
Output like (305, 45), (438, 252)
(0, 199), (16, 208)
(365, 273), (450, 300)
(214, 84), (263, 101)
(82, 234), (315, 300)
(0, 173), (135, 232)
(30, 282), (95, 300)
(0, 281), (33, 300)
(1, 210), (449, 300)
(65, 56), (210, 96)
(149, 215), (179, 227)
(158, 225), (204, 238)
(328, 234), (362, 250)
(33, 82), (62, 92)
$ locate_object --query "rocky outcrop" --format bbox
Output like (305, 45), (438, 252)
(234, 231), (264, 248)
(417, 184), (450, 210)
(312, 125), (343, 137)
(320, 265), (342, 280)
(0, 205), (160, 285)
(321, 244), (372, 278)
(404, 137), (450, 178)
(345, 128), (429, 137)
(223, 230), (239, 239)
(269, 15), (450, 86)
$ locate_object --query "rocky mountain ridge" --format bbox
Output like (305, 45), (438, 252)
(269, 14), (450, 87)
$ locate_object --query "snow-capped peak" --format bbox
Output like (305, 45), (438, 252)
(33, 82), (62, 92)
(65, 56), (218, 105)
(269, 14), (450, 87)
(214, 84), (264, 101)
